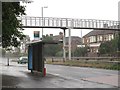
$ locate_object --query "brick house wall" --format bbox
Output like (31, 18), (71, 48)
(82, 30), (116, 57)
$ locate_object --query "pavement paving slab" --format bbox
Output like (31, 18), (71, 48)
(82, 75), (119, 87)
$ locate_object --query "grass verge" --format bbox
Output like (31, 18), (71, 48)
(46, 60), (120, 70)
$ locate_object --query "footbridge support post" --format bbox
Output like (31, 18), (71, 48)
(68, 28), (71, 60)
(62, 28), (67, 62)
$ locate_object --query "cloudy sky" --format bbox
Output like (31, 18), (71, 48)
(22, 0), (120, 40)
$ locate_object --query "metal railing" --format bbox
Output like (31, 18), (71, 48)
(18, 16), (120, 30)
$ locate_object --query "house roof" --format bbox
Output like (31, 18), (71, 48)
(53, 35), (63, 41)
(83, 30), (116, 37)
(53, 35), (82, 44)
(65, 36), (82, 43)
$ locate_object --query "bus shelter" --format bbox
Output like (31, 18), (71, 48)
(27, 40), (59, 77)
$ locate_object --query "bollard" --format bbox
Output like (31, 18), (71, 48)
(31, 70), (33, 74)
(43, 68), (46, 77)
(52, 57), (54, 62)
(7, 58), (9, 66)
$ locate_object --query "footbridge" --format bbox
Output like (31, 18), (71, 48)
(19, 16), (120, 30)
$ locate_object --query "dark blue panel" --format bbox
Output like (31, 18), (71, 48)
(28, 46), (33, 70)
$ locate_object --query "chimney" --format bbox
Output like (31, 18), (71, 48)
(46, 34), (49, 37)
(50, 34), (53, 37)
(59, 32), (63, 35)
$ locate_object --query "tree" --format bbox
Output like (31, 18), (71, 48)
(74, 46), (88, 57)
(42, 34), (53, 42)
(0, 48), (6, 57)
(55, 51), (63, 57)
(43, 35), (62, 57)
(118, 32), (120, 51)
(2, 2), (26, 48)
(99, 37), (119, 56)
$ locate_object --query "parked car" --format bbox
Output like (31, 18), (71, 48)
(17, 57), (28, 64)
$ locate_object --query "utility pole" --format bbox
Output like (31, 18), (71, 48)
(41, 6), (48, 40)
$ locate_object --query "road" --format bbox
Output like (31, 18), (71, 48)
(46, 64), (119, 87)
(1, 57), (119, 88)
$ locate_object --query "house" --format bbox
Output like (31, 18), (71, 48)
(52, 32), (63, 41)
(82, 30), (117, 56)
(52, 32), (82, 52)
(65, 36), (82, 51)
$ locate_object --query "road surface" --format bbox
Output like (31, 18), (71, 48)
(1, 57), (119, 88)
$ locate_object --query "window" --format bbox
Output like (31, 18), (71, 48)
(82, 38), (84, 44)
(104, 34), (114, 41)
(96, 48), (98, 52)
(104, 35), (109, 41)
(89, 36), (96, 43)
(97, 35), (103, 42)
(108, 34), (114, 41)
(87, 39), (89, 43)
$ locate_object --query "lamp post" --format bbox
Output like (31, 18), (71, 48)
(41, 6), (48, 40)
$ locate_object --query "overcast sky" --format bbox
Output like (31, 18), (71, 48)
(22, 0), (120, 40)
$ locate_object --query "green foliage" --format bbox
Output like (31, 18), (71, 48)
(99, 36), (119, 56)
(47, 60), (120, 70)
(43, 35), (62, 57)
(118, 32), (120, 51)
(74, 46), (88, 57)
(44, 44), (62, 56)
(55, 51), (63, 57)
(99, 41), (111, 54)
(42, 35), (53, 42)
(0, 48), (6, 57)
(2, 2), (26, 48)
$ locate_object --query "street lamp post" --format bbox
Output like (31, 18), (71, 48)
(41, 6), (48, 40)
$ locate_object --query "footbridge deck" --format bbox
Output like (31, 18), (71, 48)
(19, 16), (120, 30)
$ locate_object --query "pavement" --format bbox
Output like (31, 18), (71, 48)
(82, 75), (119, 87)
(1, 57), (120, 88)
